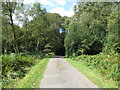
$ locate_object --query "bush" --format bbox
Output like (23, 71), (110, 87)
(2, 53), (44, 87)
(71, 53), (119, 82)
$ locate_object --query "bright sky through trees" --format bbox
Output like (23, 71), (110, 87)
(23, 0), (76, 17)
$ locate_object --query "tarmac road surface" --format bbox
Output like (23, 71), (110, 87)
(40, 56), (98, 88)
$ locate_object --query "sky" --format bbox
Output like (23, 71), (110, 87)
(23, 0), (78, 17)
(13, 0), (78, 27)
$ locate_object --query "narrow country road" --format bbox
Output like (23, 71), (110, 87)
(40, 56), (98, 88)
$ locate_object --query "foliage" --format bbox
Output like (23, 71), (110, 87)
(2, 53), (44, 88)
(70, 53), (119, 82)
(66, 56), (118, 88)
(16, 58), (50, 88)
(1, 1), (119, 88)
(104, 5), (120, 53)
(2, 2), (65, 55)
(2, 1), (24, 53)
(64, 2), (119, 56)
(2, 57), (50, 88)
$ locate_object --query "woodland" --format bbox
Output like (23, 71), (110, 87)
(1, 1), (119, 88)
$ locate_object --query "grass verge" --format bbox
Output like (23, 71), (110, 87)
(11, 57), (50, 88)
(66, 58), (118, 88)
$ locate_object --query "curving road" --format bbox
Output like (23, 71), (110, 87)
(40, 56), (98, 88)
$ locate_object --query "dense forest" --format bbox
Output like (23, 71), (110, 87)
(1, 1), (119, 88)
(2, 2), (119, 55)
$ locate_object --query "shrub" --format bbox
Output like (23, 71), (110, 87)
(2, 53), (44, 87)
(71, 53), (119, 82)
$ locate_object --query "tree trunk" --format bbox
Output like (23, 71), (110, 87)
(5, 25), (8, 54)
(36, 38), (40, 51)
(9, 12), (19, 53)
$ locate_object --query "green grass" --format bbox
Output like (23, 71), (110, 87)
(14, 57), (50, 88)
(66, 58), (118, 88)
(2, 53), (44, 87)
(2, 52), (53, 88)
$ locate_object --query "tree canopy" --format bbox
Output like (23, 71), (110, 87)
(2, 2), (119, 56)
(64, 2), (119, 56)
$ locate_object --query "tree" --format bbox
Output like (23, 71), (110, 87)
(2, 1), (23, 53)
(64, 2), (119, 57)
(104, 5), (120, 53)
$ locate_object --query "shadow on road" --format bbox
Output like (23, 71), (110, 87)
(52, 56), (64, 58)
